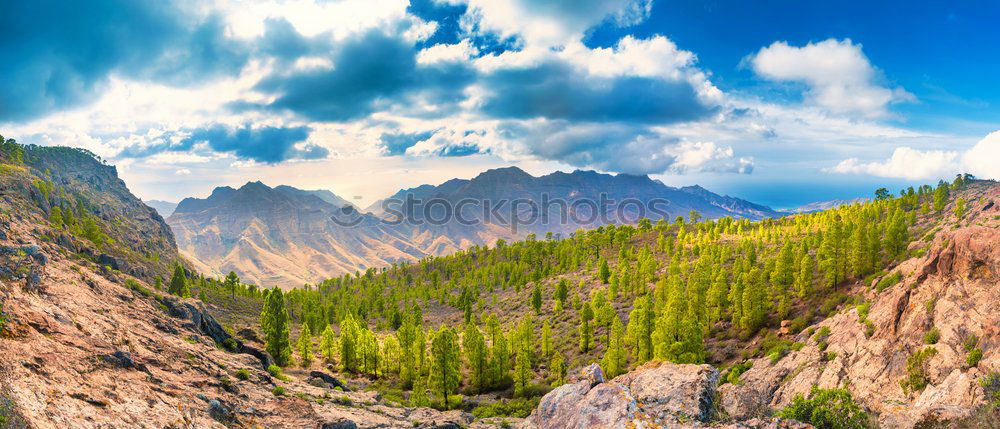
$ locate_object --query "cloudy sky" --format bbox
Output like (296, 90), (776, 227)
(2, 0), (998, 208)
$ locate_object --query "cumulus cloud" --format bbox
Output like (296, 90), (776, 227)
(827, 130), (1000, 181)
(748, 39), (913, 118)
(119, 123), (326, 164)
(244, 29), (476, 121)
(451, 0), (651, 47)
(962, 130), (1000, 180)
(827, 147), (958, 180)
(0, 0), (249, 122)
(489, 120), (748, 175)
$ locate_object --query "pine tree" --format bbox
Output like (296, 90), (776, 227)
(297, 322), (313, 367)
(411, 374), (429, 407)
(550, 352), (566, 387)
(340, 314), (360, 372)
(531, 283), (542, 314)
(555, 278), (569, 304)
(740, 270), (768, 335)
(579, 302), (594, 352)
(540, 319), (553, 360)
(168, 264), (189, 297)
(601, 315), (626, 378)
(513, 346), (531, 397)
(320, 324), (337, 362)
(261, 287), (291, 366)
(598, 258), (611, 284)
(462, 322), (488, 393)
(794, 253), (815, 298)
(429, 325), (461, 409)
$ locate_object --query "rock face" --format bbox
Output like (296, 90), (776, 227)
(0, 145), (178, 281)
(721, 182), (1000, 429)
(524, 362), (812, 429)
(525, 362), (718, 428)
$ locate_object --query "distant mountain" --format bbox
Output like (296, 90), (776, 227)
(144, 199), (178, 217)
(170, 167), (782, 288)
(791, 198), (870, 214)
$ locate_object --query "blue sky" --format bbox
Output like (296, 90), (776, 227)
(1, 0), (998, 208)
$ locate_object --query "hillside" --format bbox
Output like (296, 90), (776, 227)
(196, 175), (998, 428)
(3, 139), (998, 428)
(0, 143), (489, 428)
(170, 167), (782, 288)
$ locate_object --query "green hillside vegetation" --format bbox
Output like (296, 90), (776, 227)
(183, 171), (971, 411)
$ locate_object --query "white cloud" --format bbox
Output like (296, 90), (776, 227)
(748, 39), (913, 118)
(827, 147), (958, 180)
(961, 130), (1000, 179)
(175, 168), (192, 175)
(826, 130), (1000, 181)
(453, 0), (651, 47)
(417, 39), (479, 64)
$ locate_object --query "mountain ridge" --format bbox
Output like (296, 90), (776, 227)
(170, 167), (783, 288)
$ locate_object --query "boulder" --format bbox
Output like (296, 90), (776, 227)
(523, 362), (721, 429)
(309, 371), (350, 391)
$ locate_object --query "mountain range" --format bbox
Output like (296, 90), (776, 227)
(166, 166), (783, 288)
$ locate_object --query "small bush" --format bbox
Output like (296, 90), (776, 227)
(924, 327), (940, 345)
(876, 272), (902, 292)
(221, 338), (238, 352)
(333, 395), (353, 406)
(863, 320), (875, 338)
(776, 386), (872, 429)
(856, 302), (871, 321)
(724, 361), (753, 385)
(235, 369), (251, 381)
(272, 386), (285, 396)
(267, 365), (289, 381)
(900, 347), (938, 394)
(982, 371), (1000, 410)
(966, 348), (983, 368)
(962, 334), (980, 352)
(814, 326), (832, 344)
(824, 351), (838, 362)
(472, 397), (539, 419)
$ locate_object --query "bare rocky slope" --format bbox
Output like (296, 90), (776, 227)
(0, 150), (493, 428)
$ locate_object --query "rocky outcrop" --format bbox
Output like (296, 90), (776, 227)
(523, 362), (806, 429)
(160, 296), (275, 369)
(0, 216), (480, 428)
(721, 185), (1000, 429)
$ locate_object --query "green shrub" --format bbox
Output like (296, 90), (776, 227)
(875, 272), (901, 292)
(855, 302), (870, 321)
(863, 320), (875, 338)
(221, 338), (238, 352)
(900, 347), (937, 394)
(124, 278), (155, 298)
(824, 351), (838, 362)
(724, 361), (753, 385)
(814, 326), (832, 344)
(966, 348), (983, 368)
(333, 395), (353, 406)
(472, 397), (539, 419)
(267, 365), (289, 381)
(962, 334), (979, 352)
(776, 386), (872, 429)
(235, 369), (251, 381)
(272, 386), (285, 396)
(982, 371), (1000, 410)
(923, 327), (940, 345)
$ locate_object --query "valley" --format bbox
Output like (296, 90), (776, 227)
(2, 139), (998, 428)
